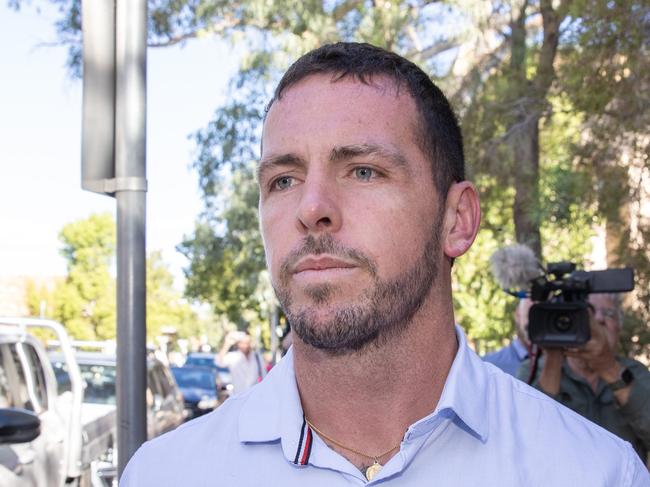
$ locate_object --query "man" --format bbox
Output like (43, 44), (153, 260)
(217, 331), (266, 395)
(121, 43), (649, 485)
(519, 293), (650, 462)
(483, 297), (533, 376)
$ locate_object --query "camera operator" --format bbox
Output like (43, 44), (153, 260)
(518, 293), (650, 462)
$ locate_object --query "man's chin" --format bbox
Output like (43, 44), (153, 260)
(287, 303), (381, 354)
(292, 284), (365, 308)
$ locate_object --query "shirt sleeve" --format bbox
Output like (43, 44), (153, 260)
(119, 448), (142, 486)
(624, 441), (650, 487)
(617, 360), (650, 452)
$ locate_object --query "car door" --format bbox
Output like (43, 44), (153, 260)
(157, 364), (184, 428)
(152, 363), (184, 435)
(152, 364), (174, 435)
(0, 341), (66, 487)
(147, 367), (165, 439)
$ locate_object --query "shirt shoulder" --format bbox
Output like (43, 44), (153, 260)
(483, 364), (649, 485)
(120, 392), (251, 486)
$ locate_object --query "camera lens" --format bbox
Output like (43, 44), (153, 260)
(555, 315), (572, 332)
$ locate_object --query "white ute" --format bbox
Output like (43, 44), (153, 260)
(0, 318), (116, 487)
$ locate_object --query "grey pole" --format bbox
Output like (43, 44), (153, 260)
(115, 0), (148, 477)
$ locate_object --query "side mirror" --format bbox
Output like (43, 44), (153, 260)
(153, 394), (163, 412)
(0, 408), (41, 444)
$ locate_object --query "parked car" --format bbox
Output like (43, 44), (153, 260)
(0, 323), (70, 487)
(170, 366), (219, 419)
(51, 350), (186, 486)
(52, 351), (186, 440)
(0, 318), (119, 487)
(146, 355), (187, 437)
(184, 352), (233, 401)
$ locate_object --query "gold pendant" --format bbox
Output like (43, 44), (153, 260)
(365, 461), (382, 481)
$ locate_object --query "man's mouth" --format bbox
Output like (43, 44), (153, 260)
(293, 256), (357, 275)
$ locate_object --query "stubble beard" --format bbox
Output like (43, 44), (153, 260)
(273, 219), (441, 355)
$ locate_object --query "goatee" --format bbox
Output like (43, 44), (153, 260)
(274, 222), (441, 355)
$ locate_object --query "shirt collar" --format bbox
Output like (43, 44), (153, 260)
(238, 348), (307, 463)
(408, 325), (489, 443)
(238, 325), (490, 455)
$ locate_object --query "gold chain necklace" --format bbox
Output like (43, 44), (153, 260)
(305, 418), (400, 481)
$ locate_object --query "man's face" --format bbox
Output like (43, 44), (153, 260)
(515, 297), (533, 346)
(587, 294), (621, 349)
(237, 336), (252, 355)
(258, 74), (446, 353)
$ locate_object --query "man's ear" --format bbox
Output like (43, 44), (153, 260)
(442, 181), (481, 259)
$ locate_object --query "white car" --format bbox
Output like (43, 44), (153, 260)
(0, 326), (68, 487)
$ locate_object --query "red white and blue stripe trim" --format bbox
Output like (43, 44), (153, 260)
(293, 416), (313, 465)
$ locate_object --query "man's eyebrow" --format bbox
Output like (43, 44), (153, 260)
(257, 153), (306, 180)
(329, 143), (409, 169)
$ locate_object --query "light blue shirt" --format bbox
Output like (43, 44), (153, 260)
(121, 326), (650, 486)
(483, 336), (529, 377)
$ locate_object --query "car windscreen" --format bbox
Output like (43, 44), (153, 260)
(79, 363), (116, 405)
(171, 368), (214, 390)
(184, 357), (216, 368)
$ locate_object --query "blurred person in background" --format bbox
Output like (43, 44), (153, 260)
(519, 293), (650, 463)
(483, 298), (533, 376)
(217, 331), (266, 395)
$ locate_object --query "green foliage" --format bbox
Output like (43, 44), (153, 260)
(179, 162), (267, 328)
(23, 213), (117, 340)
(24, 213), (203, 341)
(454, 232), (514, 354)
(146, 250), (203, 339)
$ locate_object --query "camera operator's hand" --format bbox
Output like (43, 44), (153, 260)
(218, 331), (240, 364)
(564, 310), (619, 378)
(564, 307), (631, 405)
(224, 331), (240, 349)
(538, 348), (564, 396)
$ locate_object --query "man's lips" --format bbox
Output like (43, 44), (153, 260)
(292, 256), (357, 274)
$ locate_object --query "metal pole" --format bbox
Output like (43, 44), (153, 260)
(115, 0), (148, 477)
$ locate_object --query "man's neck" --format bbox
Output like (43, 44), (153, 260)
(292, 298), (457, 470)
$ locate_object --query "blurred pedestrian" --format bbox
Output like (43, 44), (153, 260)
(216, 331), (266, 395)
(483, 298), (533, 376)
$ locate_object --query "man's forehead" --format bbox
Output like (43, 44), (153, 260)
(261, 73), (418, 159)
(275, 72), (403, 103)
(588, 293), (615, 308)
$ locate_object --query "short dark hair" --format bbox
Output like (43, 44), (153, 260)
(266, 42), (465, 195)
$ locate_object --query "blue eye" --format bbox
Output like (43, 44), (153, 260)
(273, 176), (294, 190)
(354, 167), (374, 181)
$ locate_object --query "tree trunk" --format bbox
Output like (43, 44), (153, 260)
(513, 116), (542, 258)
(508, 0), (568, 260)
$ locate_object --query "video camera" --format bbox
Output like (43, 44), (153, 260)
(527, 263), (634, 348)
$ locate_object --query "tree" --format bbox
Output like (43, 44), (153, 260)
(25, 213), (205, 341)
(559, 1), (650, 361)
(178, 162), (267, 328)
(24, 213), (117, 340)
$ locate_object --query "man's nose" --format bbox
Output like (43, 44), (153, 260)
(295, 176), (342, 234)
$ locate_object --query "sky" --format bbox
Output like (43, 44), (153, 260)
(0, 3), (241, 288)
